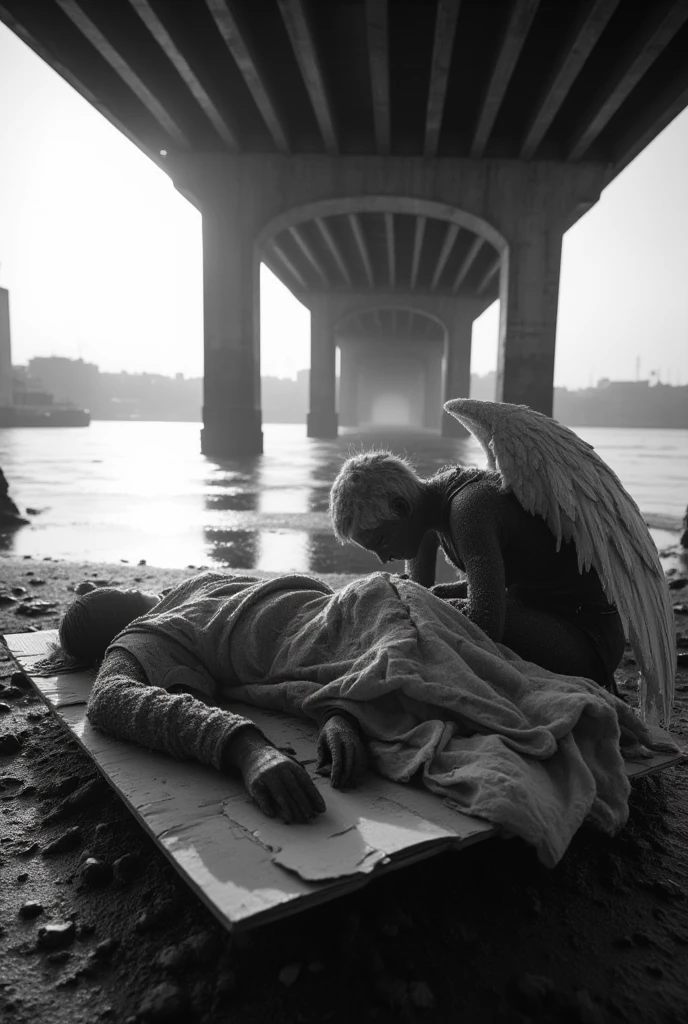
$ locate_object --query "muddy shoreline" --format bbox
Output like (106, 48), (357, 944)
(1, 551), (688, 1024)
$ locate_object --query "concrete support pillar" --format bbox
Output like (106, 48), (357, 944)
(307, 298), (338, 438)
(442, 299), (489, 437)
(497, 219), (564, 415)
(200, 212), (263, 456)
(338, 344), (359, 427)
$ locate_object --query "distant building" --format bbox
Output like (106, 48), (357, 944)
(0, 287), (12, 408)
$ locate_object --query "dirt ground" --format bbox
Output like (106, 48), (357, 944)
(1, 550), (688, 1024)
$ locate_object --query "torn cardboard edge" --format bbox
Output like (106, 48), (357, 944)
(3, 629), (685, 932)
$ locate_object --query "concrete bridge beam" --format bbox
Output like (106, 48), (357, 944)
(441, 297), (494, 438)
(170, 155), (604, 454)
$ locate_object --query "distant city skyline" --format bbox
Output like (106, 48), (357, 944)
(1, 22), (687, 389)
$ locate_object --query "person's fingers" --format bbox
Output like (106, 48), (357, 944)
(282, 768), (319, 822)
(329, 735), (345, 789)
(265, 777), (295, 824)
(315, 733), (331, 773)
(251, 782), (277, 819)
(297, 764), (327, 813)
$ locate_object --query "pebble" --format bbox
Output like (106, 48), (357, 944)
(28, 578), (47, 586)
(278, 962), (301, 987)
(81, 857), (113, 888)
(409, 981), (435, 1009)
(15, 600), (57, 616)
(0, 702), (11, 714)
(42, 826), (82, 856)
(11, 586), (27, 596)
(47, 950), (72, 964)
(93, 938), (119, 960)
(18, 901), (44, 919)
(0, 593), (17, 605)
(137, 982), (188, 1022)
(37, 920), (76, 950)
(514, 973), (556, 1008)
(17, 871), (29, 882)
(0, 733), (22, 755)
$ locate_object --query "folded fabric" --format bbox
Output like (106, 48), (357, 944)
(228, 574), (677, 867)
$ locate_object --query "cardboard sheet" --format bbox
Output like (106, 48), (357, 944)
(4, 630), (684, 931)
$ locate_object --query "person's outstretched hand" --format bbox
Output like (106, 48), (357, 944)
(316, 712), (367, 790)
(226, 728), (326, 824)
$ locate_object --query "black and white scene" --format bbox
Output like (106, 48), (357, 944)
(1, 3), (688, 1023)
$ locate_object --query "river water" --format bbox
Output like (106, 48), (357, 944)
(0, 422), (686, 575)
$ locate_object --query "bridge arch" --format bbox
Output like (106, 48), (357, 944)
(255, 195), (507, 259)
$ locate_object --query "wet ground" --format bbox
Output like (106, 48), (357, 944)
(0, 549), (687, 1024)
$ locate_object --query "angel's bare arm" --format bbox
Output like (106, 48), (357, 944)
(405, 530), (440, 587)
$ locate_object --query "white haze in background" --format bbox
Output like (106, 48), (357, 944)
(0, 23), (687, 387)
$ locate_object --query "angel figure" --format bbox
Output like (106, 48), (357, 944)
(329, 399), (675, 724)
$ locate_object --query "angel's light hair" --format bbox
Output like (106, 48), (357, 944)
(329, 449), (423, 541)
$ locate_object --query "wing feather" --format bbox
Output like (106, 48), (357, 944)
(444, 398), (676, 724)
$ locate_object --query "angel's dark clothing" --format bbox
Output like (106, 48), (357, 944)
(434, 469), (625, 690)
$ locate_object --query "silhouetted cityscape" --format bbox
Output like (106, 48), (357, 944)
(12, 356), (688, 428)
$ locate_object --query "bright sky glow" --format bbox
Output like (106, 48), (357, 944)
(0, 22), (686, 387)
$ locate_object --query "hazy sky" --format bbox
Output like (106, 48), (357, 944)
(0, 22), (686, 388)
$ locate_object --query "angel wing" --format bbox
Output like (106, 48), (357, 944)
(444, 397), (676, 725)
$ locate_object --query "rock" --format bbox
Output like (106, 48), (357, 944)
(11, 586), (27, 596)
(138, 559), (147, 566)
(42, 826), (82, 856)
(18, 901), (44, 919)
(668, 577), (688, 590)
(37, 920), (76, 950)
(409, 981), (435, 1009)
(0, 593), (17, 606)
(81, 857), (113, 888)
(138, 982), (188, 1022)
(278, 962), (302, 987)
(45, 778), (108, 822)
(47, 950), (72, 964)
(15, 600), (57, 617)
(0, 702), (11, 714)
(28, 578), (47, 586)
(17, 872), (29, 882)
(514, 974), (556, 1009)
(0, 733), (22, 755)
(93, 938), (119, 960)
(18, 842), (40, 858)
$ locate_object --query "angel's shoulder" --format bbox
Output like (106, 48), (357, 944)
(447, 472), (503, 521)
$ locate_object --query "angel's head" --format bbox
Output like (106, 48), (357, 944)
(59, 585), (160, 666)
(329, 450), (427, 563)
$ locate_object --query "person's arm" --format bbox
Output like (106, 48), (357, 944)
(405, 530), (440, 587)
(449, 487), (507, 642)
(88, 647), (325, 823)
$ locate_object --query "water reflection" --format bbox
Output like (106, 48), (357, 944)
(1, 422), (683, 573)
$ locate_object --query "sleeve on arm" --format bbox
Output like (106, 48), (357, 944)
(87, 646), (259, 772)
(450, 487), (506, 642)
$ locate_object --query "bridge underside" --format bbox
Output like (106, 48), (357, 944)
(3, 1), (687, 454)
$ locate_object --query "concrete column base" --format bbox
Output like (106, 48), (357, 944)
(307, 410), (339, 438)
(201, 408), (264, 456)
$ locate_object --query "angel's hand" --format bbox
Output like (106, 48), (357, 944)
(431, 581), (468, 599)
(316, 713), (367, 789)
(228, 729), (326, 823)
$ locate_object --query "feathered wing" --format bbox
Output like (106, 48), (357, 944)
(444, 397), (676, 725)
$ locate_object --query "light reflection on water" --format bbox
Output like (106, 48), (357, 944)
(0, 421), (685, 573)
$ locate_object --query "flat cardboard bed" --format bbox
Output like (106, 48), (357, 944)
(5, 629), (684, 932)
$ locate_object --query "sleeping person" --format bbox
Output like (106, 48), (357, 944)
(53, 569), (675, 867)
